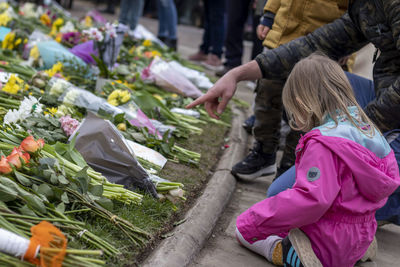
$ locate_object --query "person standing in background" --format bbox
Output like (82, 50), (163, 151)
(188, 0), (226, 70)
(157, 0), (178, 50)
(119, 0), (144, 31)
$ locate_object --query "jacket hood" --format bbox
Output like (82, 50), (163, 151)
(301, 130), (400, 202)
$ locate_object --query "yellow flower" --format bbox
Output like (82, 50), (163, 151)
(2, 74), (24, 94)
(14, 38), (21, 46)
(44, 62), (63, 77)
(29, 46), (40, 60)
(84, 16), (92, 28)
(47, 107), (58, 115)
(24, 84), (29, 91)
(0, 3), (9, 10)
(0, 11), (11, 26)
(171, 93), (178, 98)
(55, 33), (62, 43)
(40, 90), (44, 94)
(108, 90), (120, 100)
(153, 94), (163, 101)
(40, 14), (51, 26)
(128, 46), (136, 55)
(50, 18), (64, 36)
(121, 93), (131, 103)
(142, 39), (152, 47)
(151, 50), (161, 57)
(2, 31), (15, 50)
(117, 123), (127, 131)
(108, 99), (118, 106)
(23, 39), (28, 44)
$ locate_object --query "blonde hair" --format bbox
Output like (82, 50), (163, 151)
(282, 53), (376, 136)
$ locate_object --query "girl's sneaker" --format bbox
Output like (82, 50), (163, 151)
(287, 228), (323, 267)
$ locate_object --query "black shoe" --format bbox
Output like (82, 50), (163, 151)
(242, 115), (255, 134)
(216, 65), (234, 77)
(231, 142), (276, 180)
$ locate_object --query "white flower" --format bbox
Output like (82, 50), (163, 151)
(83, 27), (104, 42)
(60, 21), (75, 33)
(105, 23), (116, 39)
(20, 3), (38, 18)
(4, 109), (20, 125)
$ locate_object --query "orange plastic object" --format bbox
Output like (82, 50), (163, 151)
(24, 221), (67, 267)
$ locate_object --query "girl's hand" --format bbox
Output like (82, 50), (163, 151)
(257, 25), (270, 40)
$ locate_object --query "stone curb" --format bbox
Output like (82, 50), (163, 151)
(142, 106), (250, 267)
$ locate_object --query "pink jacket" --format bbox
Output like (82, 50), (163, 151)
(237, 121), (400, 266)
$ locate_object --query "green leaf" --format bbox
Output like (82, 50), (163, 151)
(18, 205), (38, 217)
(57, 175), (69, 185)
(89, 184), (103, 197)
(0, 183), (17, 202)
(69, 150), (87, 168)
(113, 113), (125, 124)
(23, 195), (46, 214)
(96, 197), (113, 211)
(75, 166), (89, 194)
(56, 202), (65, 214)
(37, 184), (53, 198)
(14, 171), (32, 186)
(61, 192), (69, 204)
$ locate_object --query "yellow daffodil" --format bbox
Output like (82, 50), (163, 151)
(40, 14), (51, 26)
(142, 39), (152, 47)
(23, 38), (27, 44)
(24, 84), (29, 91)
(84, 16), (92, 28)
(50, 18), (64, 36)
(47, 107), (58, 115)
(45, 62), (63, 77)
(0, 11), (11, 26)
(107, 89), (131, 106)
(2, 31), (15, 50)
(15, 38), (21, 46)
(2, 74), (24, 94)
(29, 45), (40, 60)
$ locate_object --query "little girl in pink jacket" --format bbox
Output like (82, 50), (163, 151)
(235, 53), (400, 267)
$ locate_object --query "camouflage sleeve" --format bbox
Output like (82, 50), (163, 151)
(363, 0), (400, 132)
(255, 13), (368, 79)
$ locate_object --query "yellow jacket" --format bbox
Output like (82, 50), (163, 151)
(263, 0), (348, 48)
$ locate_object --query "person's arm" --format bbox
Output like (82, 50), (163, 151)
(363, 1), (400, 132)
(236, 140), (341, 243)
(186, 61), (262, 118)
(255, 13), (368, 79)
(187, 13), (368, 116)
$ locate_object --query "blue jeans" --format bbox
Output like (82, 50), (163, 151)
(157, 0), (177, 40)
(119, 0), (144, 30)
(266, 72), (400, 225)
(200, 0), (225, 58)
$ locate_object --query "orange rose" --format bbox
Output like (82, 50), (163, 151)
(37, 138), (45, 149)
(0, 156), (12, 174)
(10, 147), (29, 164)
(20, 136), (40, 153)
(7, 153), (21, 169)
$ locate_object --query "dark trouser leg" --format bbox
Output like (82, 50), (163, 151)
(281, 129), (301, 168)
(199, 0), (211, 54)
(207, 0), (225, 58)
(224, 0), (252, 67)
(253, 79), (285, 154)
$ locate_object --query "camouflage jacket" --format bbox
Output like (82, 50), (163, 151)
(255, 0), (400, 132)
